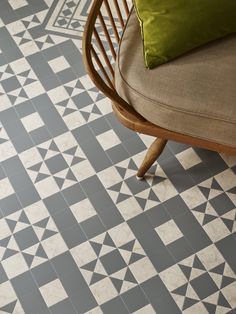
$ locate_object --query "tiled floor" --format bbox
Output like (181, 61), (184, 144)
(0, 0), (236, 313)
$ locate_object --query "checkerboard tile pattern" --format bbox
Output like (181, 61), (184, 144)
(0, 0), (236, 313)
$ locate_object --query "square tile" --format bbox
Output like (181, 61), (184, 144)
(96, 129), (121, 151)
(155, 219), (183, 245)
(8, 0), (28, 10)
(191, 273), (218, 299)
(100, 250), (126, 275)
(21, 112), (44, 132)
(0, 177), (14, 199)
(40, 279), (68, 307)
(48, 56), (70, 73)
(1, 252), (28, 279)
(90, 277), (118, 305)
(176, 148), (202, 170)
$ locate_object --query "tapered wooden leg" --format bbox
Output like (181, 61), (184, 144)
(137, 138), (167, 179)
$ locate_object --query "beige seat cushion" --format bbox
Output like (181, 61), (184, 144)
(115, 10), (236, 147)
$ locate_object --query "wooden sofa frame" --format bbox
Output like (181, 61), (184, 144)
(83, 0), (236, 178)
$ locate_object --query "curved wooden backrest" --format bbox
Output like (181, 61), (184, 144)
(83, 0), (236, 156)
(82, 0), (131, 103)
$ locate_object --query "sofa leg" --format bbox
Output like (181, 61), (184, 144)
(137, 138), (167, 179)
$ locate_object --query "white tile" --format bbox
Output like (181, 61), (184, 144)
(117, 197), (143, 221)
(40, 279), (67, 307)
(23, 201), (49, 224)
(0, 178), (14, 199)
(155, 219), (183, 245)
(0, 282), (17, 308)
(54, 131), (78, 152)
(180, 186), (207, 209)
(24, 81), (45, 98)
(71, 159), (96, 181)
(214, 169), (236, 191)
(203, 218), (230, 242)
(21, 112), (44, 132)
(90, 277), (118, 305)
(108, 222), (135, 247)
(96, 129), (121, 151)
(19, 147), (42, 168)
(70, 199), (96, 223)
(48, 56), (70, 73)
(8, 0), (28, 10)
(129, 257), (157, 283)
(176, 147), (202, 170)
(35, 176), (60, 199)
(196, 244), (225, 271)
(0, 218), (12, 240)
(2, 252), (28, 279)
(70, 242), (97, 267)
(41, 234), (68, 259)
(159, 264), (187, 291)
(48, 86), (69, 104)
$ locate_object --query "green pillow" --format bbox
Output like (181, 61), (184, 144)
(134, 0), (236, 69)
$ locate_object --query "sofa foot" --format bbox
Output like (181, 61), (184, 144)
(137, 138), (167, 178)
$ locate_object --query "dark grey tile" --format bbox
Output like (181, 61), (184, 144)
(14, 226), (39, 250)
(11, 134), (34, 154)
(210, 193), (235, 216)
(216, 234), (236, 273)
(168, 141), (190, 154)
(89, 189), (124, 229)
(1, 76), (21, 92)
(141, 275), (181, 314)
(11, 271), (38, 298)
(1, 109), (27, 139)
(60, 224), (87, 249)
(174, 210), (212, 252)
(145, 204), (171, 228)
(45, 154), (68, 175)
(40, 74), (61, 91)
(80, 215), (105, 239)
(106, 144), (130, 164)
(51, 207), (77, 231)
(123, 135), (146, 156)
(167, 237), (194, 262)
(0, 166), (6, 180)
(32, 93), (54, 112)
(19, 289), (47, 314)
(8, 170), (33, 192)
(187, 162), (212, 184)
(43, 192), (68, 214)
(101, 297), (129, 314)
(89, 117), (111, 136)
(17, 186), (40, 207)
(100, 250), (126, 275)
(32, 261), (57, 287)
(121, 286), (149, 313)
(15, 100), (36, 118)
(80, 175), (104, 196)
(27, 52), (45, 68)
(0, 194), (21, 216)
(30, 126), (52, 145)
(62, 183), (86, 206)
(60, 270), (97, 314)
(52, 252), (79, 278)
(191, 273), (218, 299)
(163, 195), (190, 218)
(1, 156), (24, 176)
(42, 46), (62, 61)
(72, 124), (95, 145)
(128, 214), (175, 272)
(125, 176), (150, 195)
(57, 68), (77, 84)
(50, 298), (77, 314)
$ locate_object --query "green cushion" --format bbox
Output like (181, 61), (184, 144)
(134, 0), (236, 69)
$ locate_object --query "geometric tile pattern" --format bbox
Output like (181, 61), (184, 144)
(0, 0), (236, 313)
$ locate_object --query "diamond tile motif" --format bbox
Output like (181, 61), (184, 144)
(0, 0), (235, 313)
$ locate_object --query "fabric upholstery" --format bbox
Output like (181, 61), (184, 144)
(115, 10), (236, 147)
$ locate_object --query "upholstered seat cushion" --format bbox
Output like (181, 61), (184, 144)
(115, 10), (236, 147)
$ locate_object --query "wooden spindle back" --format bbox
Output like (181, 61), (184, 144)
(83, 0), (132, 103)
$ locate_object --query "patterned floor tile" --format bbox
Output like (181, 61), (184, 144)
(0, 0), (236, 313)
